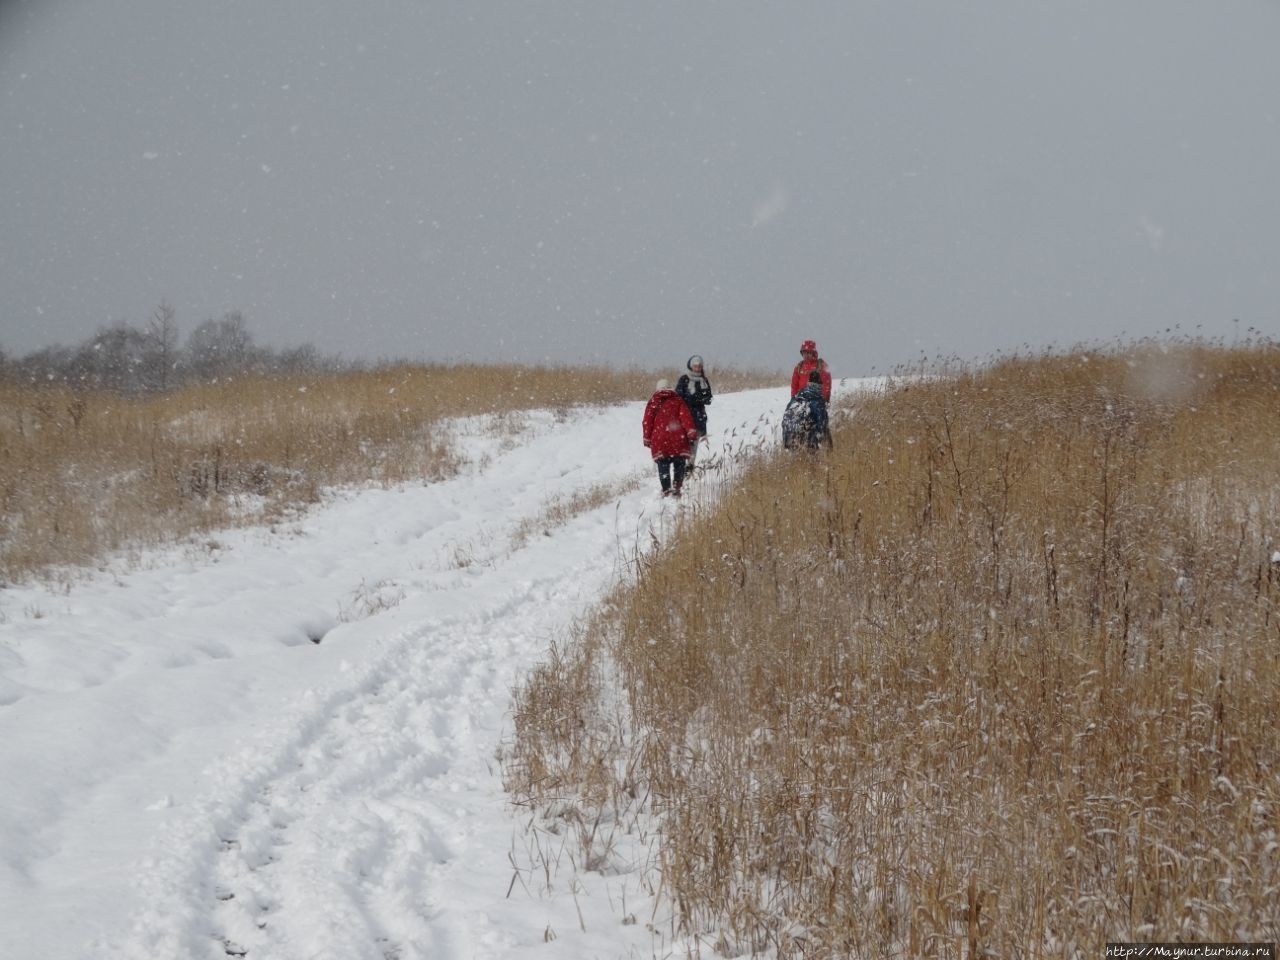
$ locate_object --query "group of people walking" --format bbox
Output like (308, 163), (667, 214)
(642, 340), (833, 498)
(641, 355), (712, 498)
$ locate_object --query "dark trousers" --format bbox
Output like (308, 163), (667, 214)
(656, 456), (687, 492)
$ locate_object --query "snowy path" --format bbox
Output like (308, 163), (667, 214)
(0, 388), (790, 960)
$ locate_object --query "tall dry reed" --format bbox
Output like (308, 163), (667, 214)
(508, 342), (1280, 957)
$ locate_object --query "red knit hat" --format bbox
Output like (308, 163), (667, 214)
(800, 339), (817, 354)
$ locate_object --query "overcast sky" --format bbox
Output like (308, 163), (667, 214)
(2, 1), (1278, 375)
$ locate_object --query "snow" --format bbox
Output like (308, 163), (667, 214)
(0, 385), (800, 960)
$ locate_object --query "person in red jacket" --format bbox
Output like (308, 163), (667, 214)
(791, 339), (832, 402)
(642, 379), (699, 498)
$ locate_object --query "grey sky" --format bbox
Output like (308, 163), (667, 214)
(2, 1), (1278, 375)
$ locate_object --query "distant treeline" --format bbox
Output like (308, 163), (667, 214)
(0, 303), (355, 394)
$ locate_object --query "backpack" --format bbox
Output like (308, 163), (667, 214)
(781, 395), (817, 450)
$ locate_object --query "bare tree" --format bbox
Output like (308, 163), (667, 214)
(74, 322), (151, 394)
(187, 311), (254, 380)
(145, 300), (180, 392)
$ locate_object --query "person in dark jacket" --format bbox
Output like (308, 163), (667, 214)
(791, 339), (832, 403)
(642, 379), (699, 497)
(782, 369), (833, 451)
(674, 354), (712, 471)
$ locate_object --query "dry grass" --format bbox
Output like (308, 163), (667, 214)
(0, 362), (776, 584)
(506, 342), (1280, 957)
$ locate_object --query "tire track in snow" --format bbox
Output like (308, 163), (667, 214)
(101, 402), (686, 959)
(200, 559), (637, 960)
(209, 618), (479, 959)
(100, 391), (787, 960)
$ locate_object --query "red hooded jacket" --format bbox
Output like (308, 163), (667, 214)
(791, 357), (832, 402)
(642, 389), (698, 460)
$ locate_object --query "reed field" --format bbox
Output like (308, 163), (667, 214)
(0, 363), (774, 585)
(506, 342), (1280, 958)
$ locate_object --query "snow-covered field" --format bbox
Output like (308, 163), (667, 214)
(0, 386), (794, 960)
